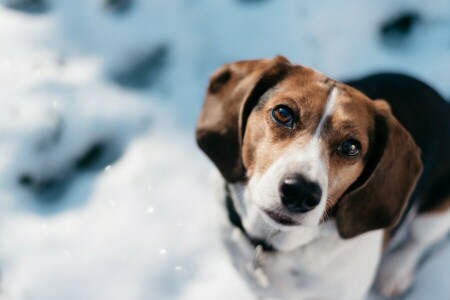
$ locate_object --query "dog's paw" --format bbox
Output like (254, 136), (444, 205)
(375, 251), (416, 298)
(376, 269), (413, 298)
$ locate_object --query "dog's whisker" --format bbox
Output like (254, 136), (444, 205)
(266, 228), (280, 243)
(239, 175), (249, 181)
(237, 190), (246, 198)
(319, 197), (334, 223)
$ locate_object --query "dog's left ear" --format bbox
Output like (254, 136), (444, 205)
(336, 99), (423, 239)
(196, 56), (291, 182)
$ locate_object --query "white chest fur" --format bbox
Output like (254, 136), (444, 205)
(212, 177), (383, 300)
(224, 220), (383, 300)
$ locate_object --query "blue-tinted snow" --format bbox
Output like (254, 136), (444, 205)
(0, 1), (449, 299)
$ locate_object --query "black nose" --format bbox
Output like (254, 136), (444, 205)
(279, 175), (322, 213)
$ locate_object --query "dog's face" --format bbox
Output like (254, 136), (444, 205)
(196, 57), (422, 249)
(242, 72), (372, 230)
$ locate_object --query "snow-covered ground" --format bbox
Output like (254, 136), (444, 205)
(0, 1), (449, 299)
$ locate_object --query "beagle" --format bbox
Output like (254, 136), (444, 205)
(196, 56), (450, 300)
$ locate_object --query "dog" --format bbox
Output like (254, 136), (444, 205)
(195, 56), (450, 300)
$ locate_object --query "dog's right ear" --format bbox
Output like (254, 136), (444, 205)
(196, 56), (291, 182)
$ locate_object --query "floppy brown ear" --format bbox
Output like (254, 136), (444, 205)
(336, 100), (423, 239)
(195, 56), (291, 182)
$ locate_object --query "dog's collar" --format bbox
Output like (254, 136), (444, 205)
(225, 185), (276, 252)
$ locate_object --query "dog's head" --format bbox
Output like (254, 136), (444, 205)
(196, 56), (422, 247)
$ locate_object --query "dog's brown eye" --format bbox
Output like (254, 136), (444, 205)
(272, 105), (294, 128)
(338, 139), (361, 156)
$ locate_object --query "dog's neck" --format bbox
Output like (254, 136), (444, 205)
(225, 185), (276, 251)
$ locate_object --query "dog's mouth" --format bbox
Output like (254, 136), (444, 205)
(263, 210), (298, 226)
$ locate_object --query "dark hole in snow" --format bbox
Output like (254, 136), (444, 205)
(380, 12), (421, 47)
(73, 140), (121, 173)
(237, 0), (270, 4)
(18, 173), (68, 203)
(18, 174), (33, 186)
(75, 142), (108, 170)
(18, 141), (121, 204)
(104, 0), (133, 14)
(3, 0), (49, 14)
(111, 44), (169, 89)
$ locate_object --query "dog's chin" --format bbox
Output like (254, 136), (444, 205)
(260, 209), (302, 232)
(258, 209), (321, 251)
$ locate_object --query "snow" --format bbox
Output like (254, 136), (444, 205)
(0, 0), (449, 299)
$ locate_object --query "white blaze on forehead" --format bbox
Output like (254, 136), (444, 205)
(245, 85), (342, 233)
(313, 86), (339, 139)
